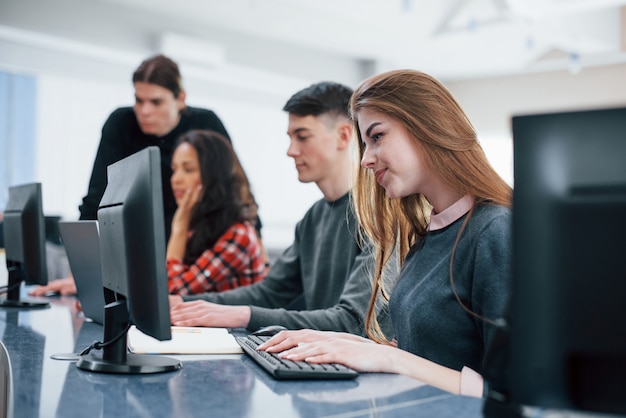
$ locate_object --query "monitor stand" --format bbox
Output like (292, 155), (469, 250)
(76, 299), (181, 374)
(0, 261), (50, 309)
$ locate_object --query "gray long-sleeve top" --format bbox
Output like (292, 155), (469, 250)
(183, 193), (390, 335)
(390, 204), (512, 373)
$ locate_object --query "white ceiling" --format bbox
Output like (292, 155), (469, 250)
(101, 0), (626, 80)
(1, 0), (625, 87)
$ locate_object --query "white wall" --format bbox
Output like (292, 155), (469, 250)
(447, 63), (626, 135)
(446, 62), (626, 186)
(35, 75), (130, 220)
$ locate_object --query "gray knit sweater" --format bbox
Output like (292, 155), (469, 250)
(389, 204), (512, 373)
(184, 193), (390, 335)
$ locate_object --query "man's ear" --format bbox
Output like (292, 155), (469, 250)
(177, 89), (187, 111)
(336, 122), (353, 150)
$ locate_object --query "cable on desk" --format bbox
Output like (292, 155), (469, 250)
(0, 282), (21, 296)
(79, 322), (131, 356)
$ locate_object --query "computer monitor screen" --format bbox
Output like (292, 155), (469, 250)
(76, 146), (180, 374)
(1, 182), (49, 308)
(509, 106), (626, 414)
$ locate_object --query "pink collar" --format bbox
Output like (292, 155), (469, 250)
(428, 195), (473, 231)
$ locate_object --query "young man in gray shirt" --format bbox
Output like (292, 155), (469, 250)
(169, 81), (389, 336)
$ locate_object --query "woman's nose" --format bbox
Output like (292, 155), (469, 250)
(360, 147), (375, 168)
(171, 170), (181, 184)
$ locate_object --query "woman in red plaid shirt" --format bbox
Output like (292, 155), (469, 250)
(166, 130), (268, 295)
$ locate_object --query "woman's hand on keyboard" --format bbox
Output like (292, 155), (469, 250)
(282, 336), (394, 373)
(258, 329), (370, 353)
(257, 329), (466, 395)
(257, 328), (464, 394)
(256, 329), (396, 373)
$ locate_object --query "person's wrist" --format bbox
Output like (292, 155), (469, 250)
(228, 305), (251, 328)
(384, 345), (407, 374)
(168, 295), (184, 308)
(170, 224), (188, 236)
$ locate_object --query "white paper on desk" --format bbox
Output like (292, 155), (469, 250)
(127, 325), (243, 354)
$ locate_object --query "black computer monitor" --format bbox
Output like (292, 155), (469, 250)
(509, 106), (626, 414)
(76, 147), (181, 374)
(1, 182), (49, 309)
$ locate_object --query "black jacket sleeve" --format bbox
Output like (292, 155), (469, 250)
(78, 110), (129, 220)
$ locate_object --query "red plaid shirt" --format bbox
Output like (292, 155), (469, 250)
(167, 222), (267, 295)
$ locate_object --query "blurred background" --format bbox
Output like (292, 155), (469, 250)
(1, 0), (626, 252)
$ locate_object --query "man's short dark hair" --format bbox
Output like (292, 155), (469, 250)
(283, 81), (353, 119)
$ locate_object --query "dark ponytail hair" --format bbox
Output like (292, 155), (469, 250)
(132, 54), (183, 98)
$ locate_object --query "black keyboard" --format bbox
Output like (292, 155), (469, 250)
(236, 335), (358, 380)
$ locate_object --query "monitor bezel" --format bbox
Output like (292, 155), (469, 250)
(1, 182), (49, 309)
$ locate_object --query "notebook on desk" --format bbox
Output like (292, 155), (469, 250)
(58, 220), (105, 325)
(127, 326), (243, 354)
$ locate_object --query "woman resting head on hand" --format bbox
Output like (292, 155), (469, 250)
(167, 129), (267, 295)
(258, 69), (512, 398)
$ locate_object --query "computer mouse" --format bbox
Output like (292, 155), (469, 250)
(251, 325), (287, 337)
(44, 290), (61, 297)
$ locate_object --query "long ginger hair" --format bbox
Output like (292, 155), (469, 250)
(350, 70), (512, 343)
